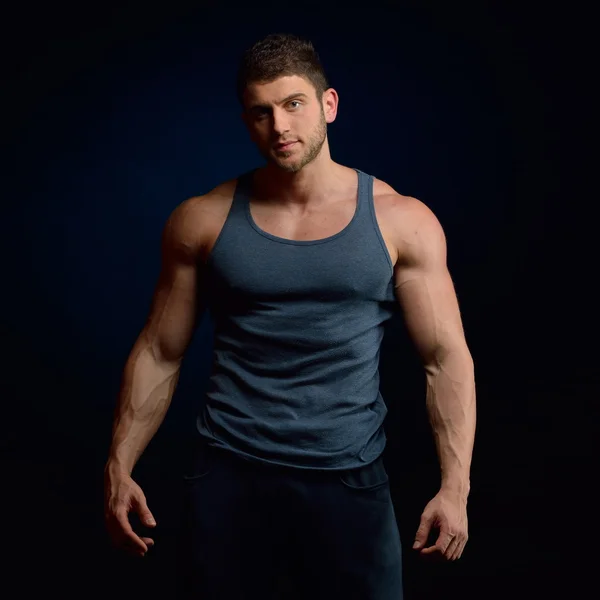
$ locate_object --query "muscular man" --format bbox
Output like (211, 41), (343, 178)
(104, 33), (476, 600)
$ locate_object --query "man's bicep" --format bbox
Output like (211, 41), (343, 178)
(393, 204), (466, 365)
(142, 202), (205, 364)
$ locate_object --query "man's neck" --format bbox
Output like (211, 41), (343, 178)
(257, 159), (347, 209)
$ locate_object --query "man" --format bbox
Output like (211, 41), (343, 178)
(104, 33), (476, 600)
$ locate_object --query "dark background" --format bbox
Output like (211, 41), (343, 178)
(2, 1), (594, 598)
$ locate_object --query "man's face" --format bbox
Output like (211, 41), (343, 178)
(242, 75), (335, 173)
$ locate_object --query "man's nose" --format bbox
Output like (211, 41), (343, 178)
(271, 108), (291, 135)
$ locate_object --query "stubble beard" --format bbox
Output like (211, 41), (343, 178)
(264, 110), (328, 174)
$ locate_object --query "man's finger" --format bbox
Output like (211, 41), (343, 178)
(436, 529), (456, 553)
(413, 514), (433, 549)
(451, 537), (467, 561)
(421, 529), (455, 555)
(123, 538), (146, 556)
(133, 494), (157, 528)
(444, 536), (461, 560)
(114, 507), (148, 553)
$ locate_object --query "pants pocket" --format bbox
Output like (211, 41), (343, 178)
(182, 442), (217, 483)
(337, 454), (389, 495)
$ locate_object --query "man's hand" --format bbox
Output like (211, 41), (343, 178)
(413, 489), (468, 561)
(104, 465), (157, 557)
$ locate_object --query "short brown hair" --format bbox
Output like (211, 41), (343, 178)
(236, 33), (330, 107)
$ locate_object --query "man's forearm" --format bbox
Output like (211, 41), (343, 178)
(425, 347), (476, 498)
(106, 339), (181, 476)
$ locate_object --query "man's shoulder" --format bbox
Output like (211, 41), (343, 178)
(372, 177), (444, 259)
(170, 174), (243, 230)
(160, 176), (238, 260)
(372, 177), (434, 225)
(179, 177), (239, 216)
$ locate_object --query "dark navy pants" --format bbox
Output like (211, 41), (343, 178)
(177, 441), (403, 599)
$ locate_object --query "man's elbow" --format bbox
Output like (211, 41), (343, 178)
(422, 340), (474, 377)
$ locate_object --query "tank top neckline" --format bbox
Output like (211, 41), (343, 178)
(242, 168), (366, 246)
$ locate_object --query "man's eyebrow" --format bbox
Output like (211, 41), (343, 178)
(249, 92), (309, 111)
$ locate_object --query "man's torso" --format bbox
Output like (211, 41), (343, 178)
(188, 165), (403, 268)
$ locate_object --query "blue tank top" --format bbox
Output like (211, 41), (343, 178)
(196, 167), (397, 470)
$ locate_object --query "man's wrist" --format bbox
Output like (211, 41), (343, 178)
(104, 455), (132, 479)
(440, 477), (470, 500)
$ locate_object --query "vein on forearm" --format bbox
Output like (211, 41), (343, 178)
(425, 347), (476, 491)
(110, 343), (180, 470)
